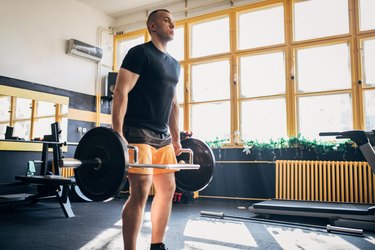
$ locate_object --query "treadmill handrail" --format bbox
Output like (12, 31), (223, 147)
(320, 130), (375, 174)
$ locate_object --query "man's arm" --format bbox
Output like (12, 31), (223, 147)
(112, 68), (139, 139)
(169, 91), (182, 155)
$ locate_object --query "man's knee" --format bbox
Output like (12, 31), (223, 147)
(128, 174), (153, 202)
(153, 173), (176, 198)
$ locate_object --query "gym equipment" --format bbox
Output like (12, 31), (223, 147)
(200, 211), (364, 236)
(319, 130), (375, 173)
(175, 138), (215, 192)
(56, 127), (214, 201)
(250, 129), (375, 232)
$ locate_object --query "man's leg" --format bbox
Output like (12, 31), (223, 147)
(150, 172), (176, 244)
(123, 173), (153, 250)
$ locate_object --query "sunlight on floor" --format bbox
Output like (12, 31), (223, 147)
(79, 228), (122, 250)
(365, 235), (375, 245)
(78, 219), (123, 249)
(183, 240), (249, 250)
(267, 226), (361, 250)
(183, 218), (257, 248)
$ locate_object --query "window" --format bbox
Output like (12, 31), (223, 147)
(177, 66), (185, 130)
(114, 0), (375, 143)
(190, 60), (230, 140)
(179, 107), (184, 132)
(360, 37), (375, 131)
(364, 90), (375, 130)
(239, 50), (287, 141)
(115, 35), (145, 70)
(238, 5), (284, 50)
(359, 0), (375, 31)
(190, 16), (230, 58)
(191, 102), (230, 141)
(59, 104), (69, 143)
(296, 43), (351, 92)
(168, 26), (184, 61)
(0, 96), (11, 139)
(241, 98), (287, 142)
(191, 60), (230, 102)
(239, 51), (286, 97)
(0, 85), (69, 146)
(33, 101), (56, 139)
(361, 38), (375, 86)
(13, 98), (32, 140)
(177, 66), (185, 104)
(293, 0), (349, 41)
(298, 94), (352, 139)
(295, 43), (353, 138)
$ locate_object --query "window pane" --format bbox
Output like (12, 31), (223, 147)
(293, 0), (349, 41)
(362, 38), (375, 85)
(296, 43), (351, 92)
(0, 124), (6, 139)
(36, 101), (55, 117)
(240, 51), (285, 98)
(33, 117), (56, 139)
(238, 5), (284, 50)
(191, 60), (230, 102)
(298, 94), (352, 139)
(191, 102), (230, 141)
(240, 98), (287, 142)
(168, 26), (184, 61)
(116, 35), (144, 70)
(364, 90), (375, 130)
(60, 117), (68, 142)
(13, 120), (31, 140)
(179, 106), (184, 131)
(359, 0), (375, 31)
(177, 66), (184, 104)
(0, 96), (11, 122)
(15, 98), (32, 120)
(60, 104), (69, 118)
(191, 16), (229, 58)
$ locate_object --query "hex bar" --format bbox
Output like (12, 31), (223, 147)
(129, 163), (200, 170)
(60, 158), (200, 170)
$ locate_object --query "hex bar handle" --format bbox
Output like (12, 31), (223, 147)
(128, 145), (194, 165)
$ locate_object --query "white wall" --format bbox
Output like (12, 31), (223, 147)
(0, 0), (114, 95)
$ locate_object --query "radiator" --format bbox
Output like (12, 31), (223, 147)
(61, 168), (75, 178)
(275, 160), (375, 203)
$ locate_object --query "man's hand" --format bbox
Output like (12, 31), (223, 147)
(172, 140), (183, 156)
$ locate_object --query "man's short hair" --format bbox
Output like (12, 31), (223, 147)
(146, 9), (171, 26)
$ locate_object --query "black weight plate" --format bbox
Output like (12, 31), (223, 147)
(74, 127), (128, 201)
(175, 138), (215, 192)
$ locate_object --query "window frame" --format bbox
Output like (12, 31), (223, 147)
(113, 0), (375, 145)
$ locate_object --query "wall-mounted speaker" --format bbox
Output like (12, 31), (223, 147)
(104, 72), (118, 99)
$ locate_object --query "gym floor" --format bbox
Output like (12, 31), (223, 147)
(0, 196), (374, 250)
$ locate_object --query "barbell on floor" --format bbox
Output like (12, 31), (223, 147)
(58, 127), (215, 201)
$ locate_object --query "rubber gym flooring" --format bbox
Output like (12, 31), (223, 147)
(0, 196), (374, 250)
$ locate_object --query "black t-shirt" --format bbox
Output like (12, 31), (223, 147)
(121, 41), (180, 134)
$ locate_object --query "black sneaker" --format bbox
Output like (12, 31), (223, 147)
(150, 243), (168, 250)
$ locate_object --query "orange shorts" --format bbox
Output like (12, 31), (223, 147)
(128, 143), (177, 175)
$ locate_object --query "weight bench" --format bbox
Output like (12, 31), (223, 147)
(11, 123), (77, 218)
(15, 175), (76, 218)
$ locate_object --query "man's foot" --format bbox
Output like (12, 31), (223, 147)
(150, 242), (168, 250)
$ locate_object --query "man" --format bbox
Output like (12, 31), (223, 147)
(111, 9), (181, 250)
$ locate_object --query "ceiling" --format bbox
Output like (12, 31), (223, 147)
(77, 0), (181, 18)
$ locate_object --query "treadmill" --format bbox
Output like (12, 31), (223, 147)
(250, 129), (375, 230)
